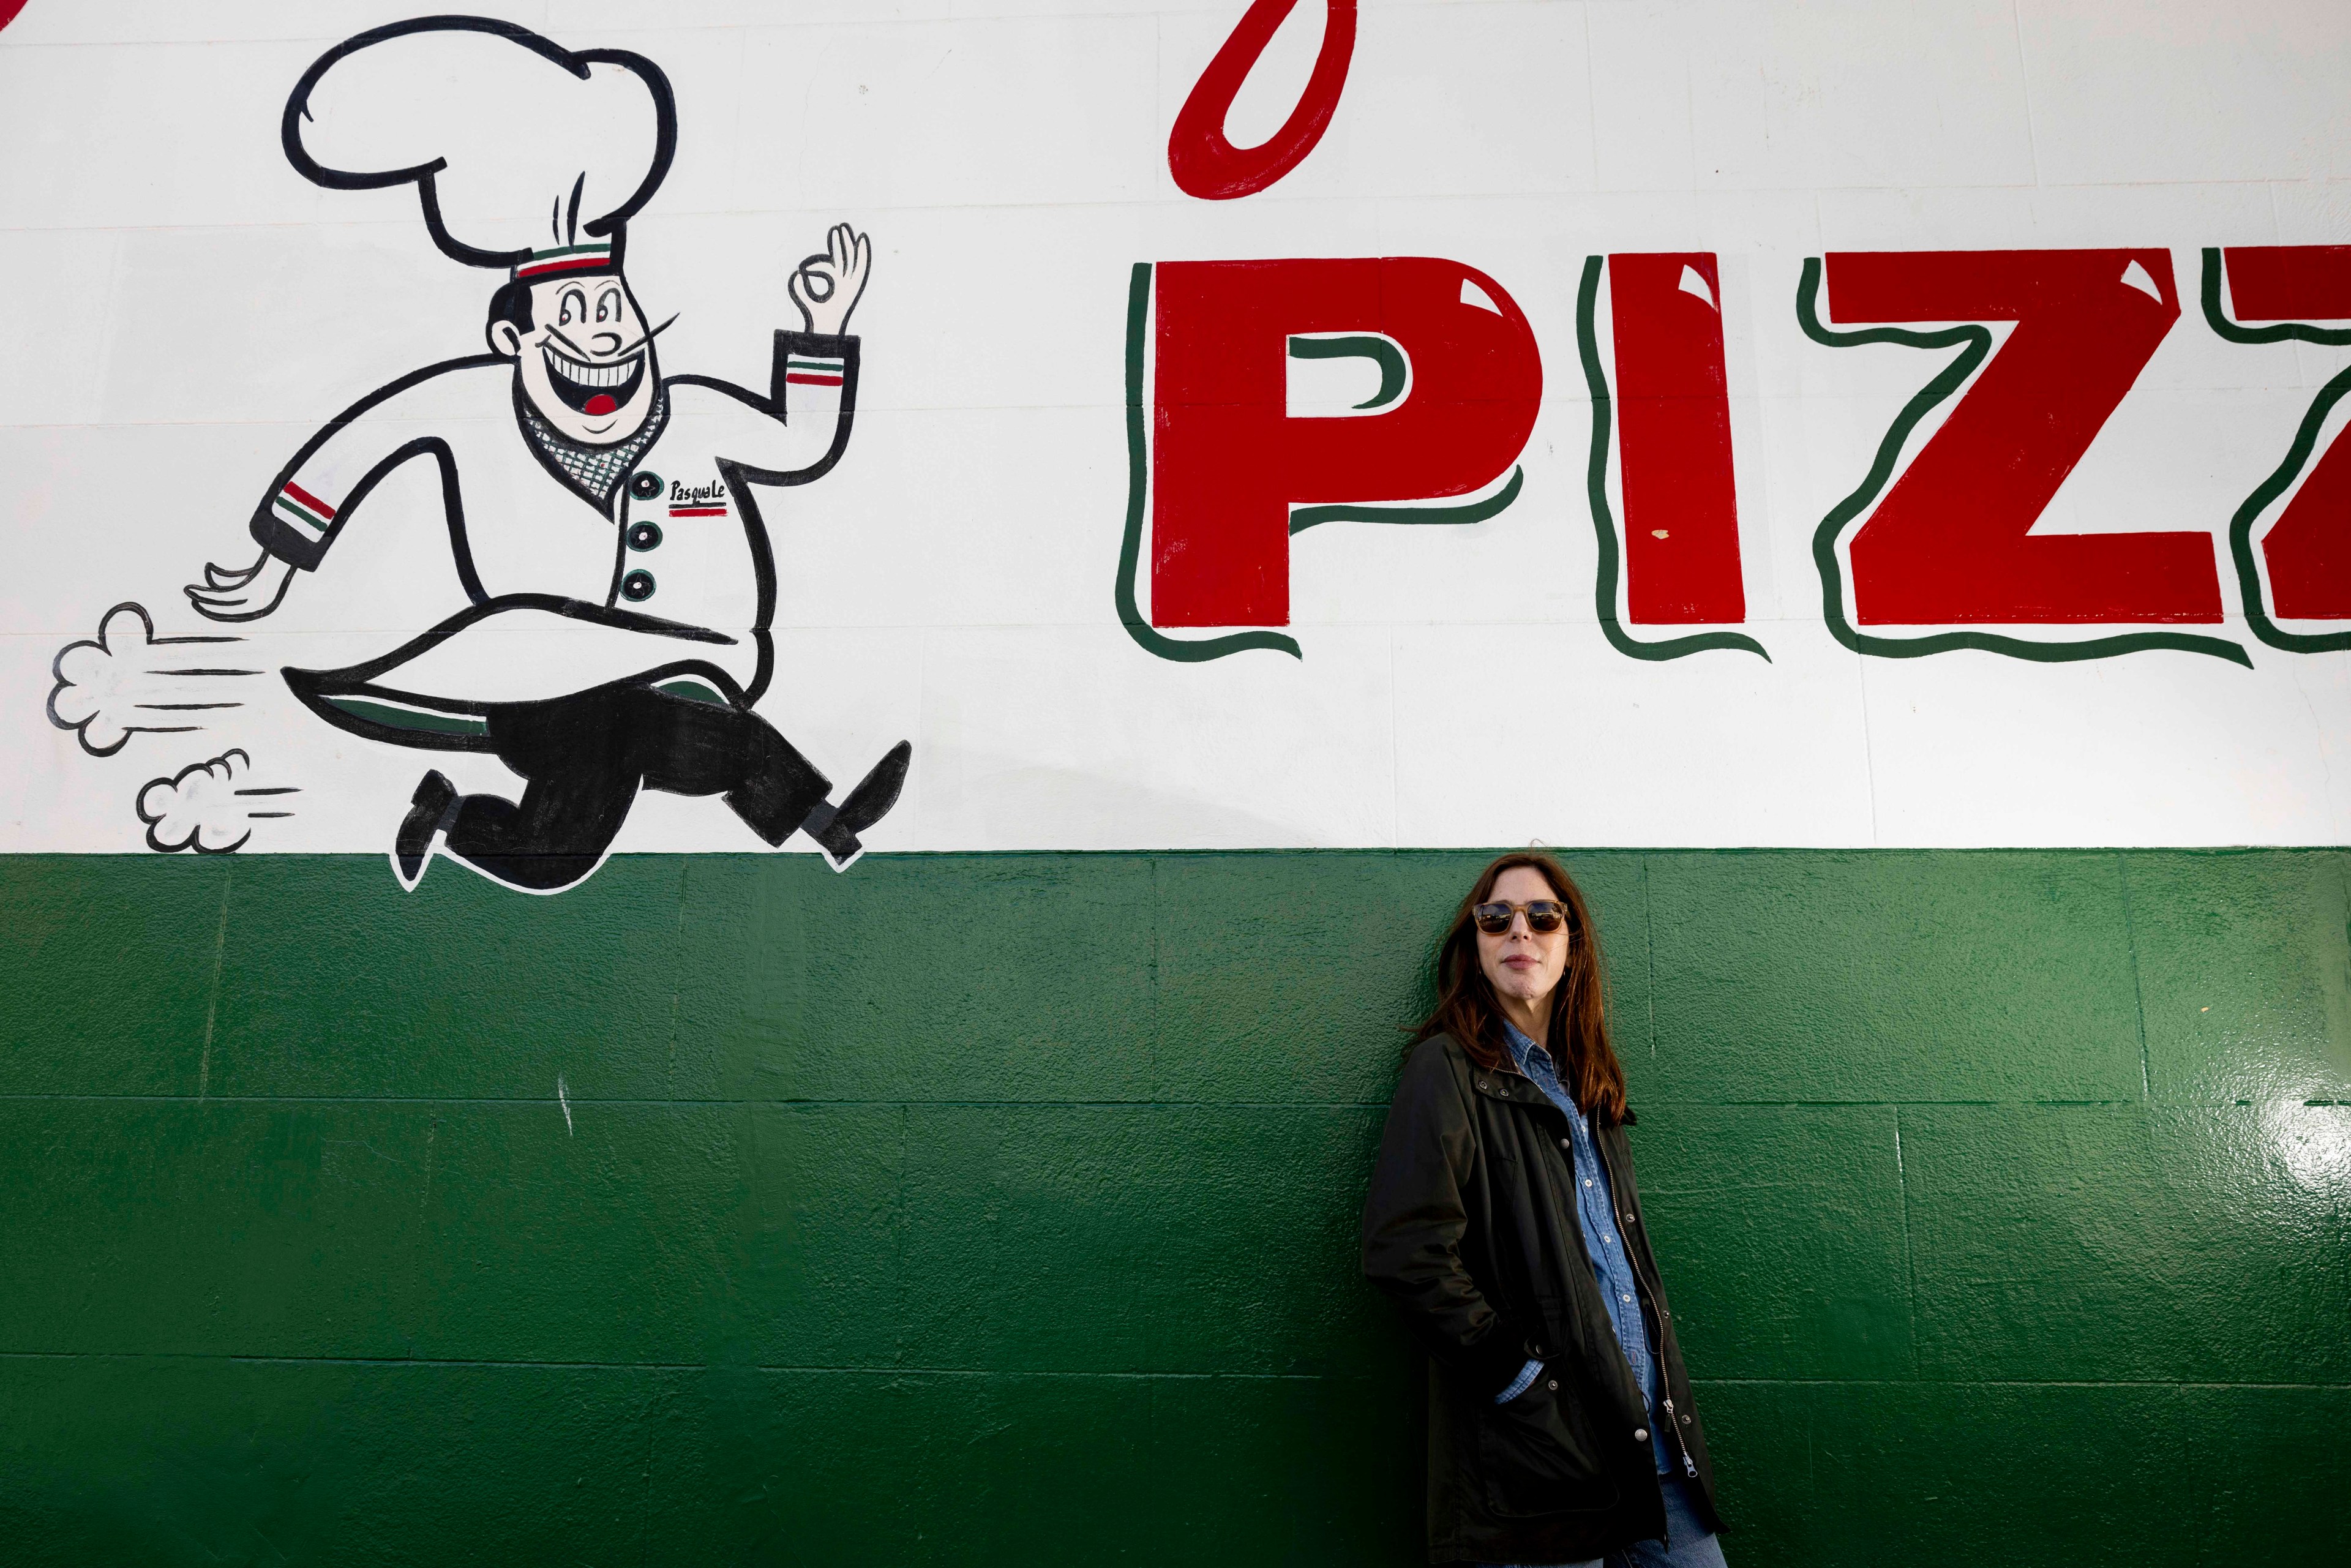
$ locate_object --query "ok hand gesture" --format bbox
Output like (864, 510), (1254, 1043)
(789, 223), (872, 338)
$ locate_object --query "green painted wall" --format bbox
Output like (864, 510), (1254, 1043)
(2, 849), (2346, 1564)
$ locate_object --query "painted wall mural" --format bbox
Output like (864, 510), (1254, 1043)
(42, 17), (910, 892)
(10, 1), (2351, 860)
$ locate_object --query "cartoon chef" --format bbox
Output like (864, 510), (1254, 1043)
(186, 16), (908, 894)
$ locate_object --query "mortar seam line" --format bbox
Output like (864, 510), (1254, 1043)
(2010, 0), (2042, 189)
(1641, 855), (1659, 1059)
(1894, 1109), (1920, 1381)
(666, 858), (689, 1099)
(2117, 850), (2155, 1101)
(0, 1094), (2199, 1108)
(1385, 631), (1402, 847)
(893, 1098), (911, 1375)
(1149, 853), (1163, 1103)
(0, 1352), (2324, 1391)
(195, 867), (231, 1103)
(0, 1351), (1373, 1379)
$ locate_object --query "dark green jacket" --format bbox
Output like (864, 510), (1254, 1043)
(1362, 1035), (1724, 1564)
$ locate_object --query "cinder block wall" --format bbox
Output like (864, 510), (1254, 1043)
(2, 849), (2346, 1562)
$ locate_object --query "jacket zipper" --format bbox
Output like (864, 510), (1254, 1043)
(1591, 1125), (1701, 1482)
(1501, 1073), (1703, 1487)
(1660, 1395), (1698, 1477)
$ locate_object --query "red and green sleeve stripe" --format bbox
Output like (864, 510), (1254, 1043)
(271, 481), (337, 540)
(784, 355), (846, 388)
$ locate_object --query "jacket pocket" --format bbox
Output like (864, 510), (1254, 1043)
(1476, 1375), (1616, 1518)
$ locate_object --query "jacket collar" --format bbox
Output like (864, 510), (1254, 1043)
(1466, 1063), (1555, 1109)
(1460, 1042), (1638, 1127)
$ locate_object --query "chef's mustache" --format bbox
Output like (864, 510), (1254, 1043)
(543, 312), (679, 365)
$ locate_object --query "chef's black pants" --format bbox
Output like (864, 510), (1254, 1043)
(444, 682), (828, 891)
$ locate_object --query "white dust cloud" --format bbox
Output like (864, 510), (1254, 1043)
(47, 602), (252, 757)
(137, 751), (268, 854)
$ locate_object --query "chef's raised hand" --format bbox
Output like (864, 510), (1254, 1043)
(187, 549), (296, 621)
(789, 223), (872, 337)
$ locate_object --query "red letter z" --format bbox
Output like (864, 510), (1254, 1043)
(1826, 249), (2222, 628)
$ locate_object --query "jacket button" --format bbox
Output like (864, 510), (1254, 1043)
(1633, 1428), (1649, 1442)
(626, 520), (663, 552)
(1547, 1379), (1558, 1391)
(1561, 1139), (1572, 1150)
(629, 470), (663, 500)
(1477, 1081), (1489, 1090)
(620, 569), (656, 602)
(1681, 1414), (1692, 1424)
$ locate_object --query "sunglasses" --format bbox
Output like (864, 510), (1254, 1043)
(1473, 900), (1571, 935)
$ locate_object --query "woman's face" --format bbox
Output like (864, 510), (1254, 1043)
(1475, 865), (1571, 1016)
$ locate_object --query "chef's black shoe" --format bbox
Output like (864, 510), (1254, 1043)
(810, 811), (862, 873)
(809, 740), (911, 872)
(392, 770), (458, 891)
(837, 741), (911, 834)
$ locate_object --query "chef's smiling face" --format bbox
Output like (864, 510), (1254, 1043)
(489, 273), (659, 446)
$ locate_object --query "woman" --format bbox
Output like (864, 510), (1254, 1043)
(1362, 852), (1727, 1567)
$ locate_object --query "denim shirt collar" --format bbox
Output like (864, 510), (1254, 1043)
(1501, 1019), (1554, 1082)
(1500, 1021), (1584, 1128)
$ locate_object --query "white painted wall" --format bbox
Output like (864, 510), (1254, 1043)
(5, 1), (2350, 853)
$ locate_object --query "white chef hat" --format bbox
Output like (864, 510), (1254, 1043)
(283, 17), (675, 280)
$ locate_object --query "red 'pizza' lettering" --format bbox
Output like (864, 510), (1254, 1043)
(1152, 258), (1541, 628)
(1829, 249), (2222, 625)
(2223, 245), (2351, 619)
(1168, 1), (1358, 201)
(1609, 253), (1745, 624)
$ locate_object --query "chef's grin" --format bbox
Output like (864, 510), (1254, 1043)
(542, 343), (647, 416)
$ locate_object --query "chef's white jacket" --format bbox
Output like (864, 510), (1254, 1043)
(253, 331), (856, 713)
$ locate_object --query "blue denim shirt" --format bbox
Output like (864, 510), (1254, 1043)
(1498, 1022), (1674, 1477)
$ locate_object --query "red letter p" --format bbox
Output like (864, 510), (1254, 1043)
(1149, 258), (1542, 631)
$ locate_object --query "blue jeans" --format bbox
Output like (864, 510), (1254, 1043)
(1478, 1474), (1727, 1568)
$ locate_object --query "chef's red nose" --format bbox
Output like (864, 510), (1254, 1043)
(585, 394), (618, 416)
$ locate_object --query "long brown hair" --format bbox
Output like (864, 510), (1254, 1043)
(1409, 851), (1629, 1125)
